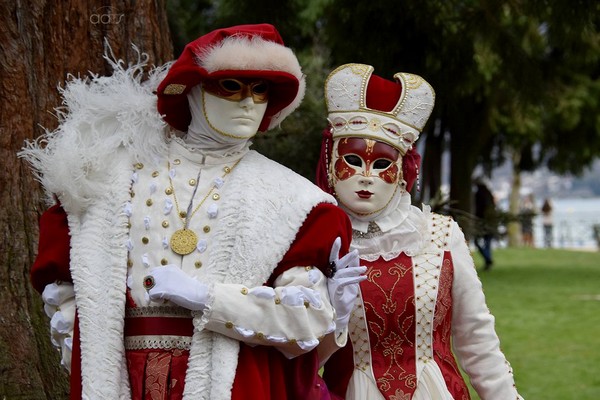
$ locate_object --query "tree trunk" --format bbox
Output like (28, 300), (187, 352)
(448, 99), (491, 239)
(419, 121), (443, 205)
(507, 150), (522, 247)
(0, 2), (172, 398)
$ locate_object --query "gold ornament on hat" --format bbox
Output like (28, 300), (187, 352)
(167, 159), (241, 255)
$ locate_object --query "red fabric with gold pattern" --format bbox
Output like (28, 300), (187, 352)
(432, 253), (471, 400)
(361, 254), (417, 398)
(323, 251), (474, 400)
(127, 349), (188, 400)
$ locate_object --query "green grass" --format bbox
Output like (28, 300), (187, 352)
(465, 247), (600, 399)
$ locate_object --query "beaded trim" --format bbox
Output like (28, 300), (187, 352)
(124, 335), (193, 351)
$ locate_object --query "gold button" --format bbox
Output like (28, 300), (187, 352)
(173, 159), (181, 165)
(152, 171), (159, 177)
(195, 261), (202, 268)
(288, 338), (297, 344)
(146, 199), (153, 206)
(223, 166), (231, 173)
(130, 191), (135, 198)
(212, 193), (220, 201)
(162, 220), (169, 228)
(241, 288), (248, 295)
(134, 163), (144, 169)
(189, 179), (197, 186)
(256, 332), (264, 340)
(126, 222), (132, 228)
(165, 187), (173, 195)
(179, 211), (187, 218)
(304, 300), (310, 308)
(275, 298), (281, 305)
(160, 258), (168, 265)
(203, 225), (210, 233)
(142, 237), (149, 244)
(304, 266), (312, 271)
(127, 259), (133, 267)
(225, 321), (234, 329)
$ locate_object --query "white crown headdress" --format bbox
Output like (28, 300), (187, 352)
(325, 63), (435, 154)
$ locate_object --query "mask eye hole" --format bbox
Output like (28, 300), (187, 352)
(344, 155), (362, 167)
(373, 159), (392, 169)
(219, 79), (243, 92)
(252, 81), (268, 95)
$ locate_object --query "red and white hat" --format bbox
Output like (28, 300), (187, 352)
(157, 23), (305, 132)
(317, 64), (435, 193)
(325, 63), (435, 155)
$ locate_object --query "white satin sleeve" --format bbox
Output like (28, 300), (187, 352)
(449, 222), (524, 399)
(201, 266), (336, 358)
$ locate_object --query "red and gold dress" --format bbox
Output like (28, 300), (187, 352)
(323, 195), (523, 400)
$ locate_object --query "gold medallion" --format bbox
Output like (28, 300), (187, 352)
(170, 229), (198, 255)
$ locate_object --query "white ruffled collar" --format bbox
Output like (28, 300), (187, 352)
(351, 197), (431, 262)
(349, 192), (412, 233)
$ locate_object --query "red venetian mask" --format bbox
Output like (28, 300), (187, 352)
(334, 137), (401, 184)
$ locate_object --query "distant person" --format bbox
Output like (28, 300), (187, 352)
(520, 194), (537, 247)
(541, 198), (554, 248)
(474, 177), (497, 270)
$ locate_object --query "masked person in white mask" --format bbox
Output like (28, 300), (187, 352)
(317, 64), (523, 400)
(21, 25), (364, 400)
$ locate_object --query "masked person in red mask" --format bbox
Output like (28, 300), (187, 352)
(317, 64), (523, 400)
(21, 25), (365, 400)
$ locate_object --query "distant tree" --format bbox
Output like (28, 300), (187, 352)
(166, 0), (600, 226)
(0, 2), (172, 398)
(320, 0), (600, 226)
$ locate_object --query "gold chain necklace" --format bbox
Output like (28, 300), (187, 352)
(167, 159), (241, 255)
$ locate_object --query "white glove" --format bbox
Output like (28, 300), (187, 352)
(42, 281), (75, 313)
(146, 264), (209, 311)
(327, 237), (367, 330)
(42, 282), (75, 373)
(280, 286), (322, 308)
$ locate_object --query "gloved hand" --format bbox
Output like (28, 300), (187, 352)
(327, 237), (367, 330)
(145, 264), (209, 311)
(42, 281), (75, 373)
(42, 281), (75, 313)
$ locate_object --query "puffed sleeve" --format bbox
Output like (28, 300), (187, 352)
(31, 204), (73, 293)
(449, 222), (523, 400)
(201, 203), (353, 358)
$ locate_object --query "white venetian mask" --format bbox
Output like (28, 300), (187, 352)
(332, 137), (403, 218)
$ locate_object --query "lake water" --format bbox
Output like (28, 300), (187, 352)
(531, 197), (600, 250)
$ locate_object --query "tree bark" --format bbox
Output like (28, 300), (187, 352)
(507, 150), (522, 247)
(419, 122), (443, 205)
(0, 2), (172, 398)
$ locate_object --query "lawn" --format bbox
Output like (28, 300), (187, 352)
(466, 247), (600, 399)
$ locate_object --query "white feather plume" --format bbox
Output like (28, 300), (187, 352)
(20, 43), (171, 213)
